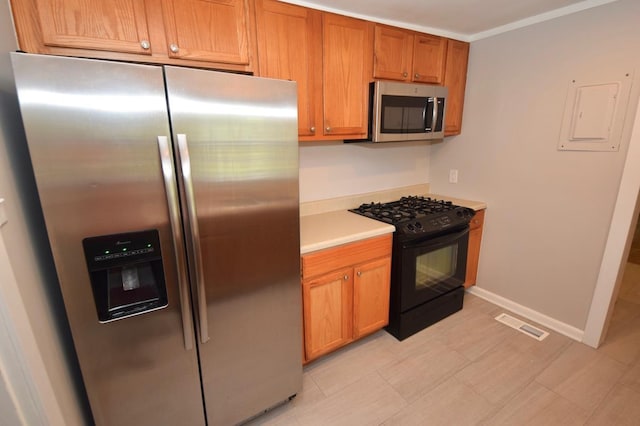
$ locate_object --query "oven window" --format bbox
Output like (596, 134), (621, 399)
(415, 244), (458, 290)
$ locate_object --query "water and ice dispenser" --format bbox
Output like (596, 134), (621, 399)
(83, 229), (168, 322)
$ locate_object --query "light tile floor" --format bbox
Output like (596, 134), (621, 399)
(248, 263), (640, 425)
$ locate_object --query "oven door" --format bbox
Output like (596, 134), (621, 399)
(398, 226), (469, 312)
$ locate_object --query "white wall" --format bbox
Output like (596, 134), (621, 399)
(299, 141), (430, 202)
(0, 0), (87, 423)
(429, 0), (640, 330)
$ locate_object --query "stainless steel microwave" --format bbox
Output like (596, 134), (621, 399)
(349, 80), (448, 143)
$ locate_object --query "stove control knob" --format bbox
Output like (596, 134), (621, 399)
(407, 224), (415, 232)
(415, 222), (423, 229)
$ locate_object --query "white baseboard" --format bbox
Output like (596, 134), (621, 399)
(467, 286), (585, 342)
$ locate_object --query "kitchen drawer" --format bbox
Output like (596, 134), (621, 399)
(301, 234), (392, 279)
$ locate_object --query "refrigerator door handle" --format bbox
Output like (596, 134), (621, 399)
(176, 133), (210, 344)
(157, 136), (195, 351)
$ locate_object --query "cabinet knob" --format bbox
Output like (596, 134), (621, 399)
(140, 40), (150, 50)
(343, 275), (349, 281)
(310, 126), (316, 133)
(325, 126), (331, 133)
(169, 44), (180, 53)
(414, 73), (420, 79)
(403, 72), (408, 78)
(357, 271), (362, 277)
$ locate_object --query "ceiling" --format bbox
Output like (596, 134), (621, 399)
(279, 0), (618, 41)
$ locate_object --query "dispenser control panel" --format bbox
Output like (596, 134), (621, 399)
(83, 229), (168, 322)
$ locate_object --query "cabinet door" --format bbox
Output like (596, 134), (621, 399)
(302, 268), (353, 361)
(255, 0), (322, 138)
(411, 34), (447, 84)
(373, 24), (413, 81)
(33, 0), (152, 55)
(160, 0), (250, 65)
(444, 39), (470, 136)
(465, 209), (485, 288)
(353, 257), (391, 338)
(322, 13), (374, 139)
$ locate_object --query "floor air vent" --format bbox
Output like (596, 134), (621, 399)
(495, 313), (549, 341)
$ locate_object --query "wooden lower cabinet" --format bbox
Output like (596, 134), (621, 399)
(302, 267), (353, 361)
(353, 257), (391, 338)
(301, 234), (392, 363)
(464, 209), (485, 288)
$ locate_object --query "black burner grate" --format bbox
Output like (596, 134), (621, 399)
(350, 196), (455, 224)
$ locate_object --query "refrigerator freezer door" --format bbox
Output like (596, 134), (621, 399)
(11, 53), (204, 425)
(165, 67), (302, 425)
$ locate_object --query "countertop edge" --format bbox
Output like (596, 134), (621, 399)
(300, 226), (395, 255)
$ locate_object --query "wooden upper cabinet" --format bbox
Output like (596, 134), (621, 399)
(11, 0), (256, 71)
(322, 13), (374, 139)
(443, 39), (470, 136)
(255, 3), (372, 141)
(373, 24), (413, 81)
(254, 0), (321, 138)
(160, 0), (250, 65)
(29, 0), (152, 55)
(374, 25), (446, 84)
(412, 34), (447, 84)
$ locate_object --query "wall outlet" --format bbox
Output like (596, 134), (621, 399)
(449, 169), (458, 184)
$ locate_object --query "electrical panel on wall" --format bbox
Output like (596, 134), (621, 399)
(558, 71), (633, 152)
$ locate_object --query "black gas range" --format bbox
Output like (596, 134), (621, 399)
(349, 196), (474, 241)
(350, 196), (475, 340)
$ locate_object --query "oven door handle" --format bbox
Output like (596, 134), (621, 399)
(401, 226), (470, 250)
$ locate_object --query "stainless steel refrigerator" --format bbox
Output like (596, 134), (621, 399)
(11, 52), (302, 426)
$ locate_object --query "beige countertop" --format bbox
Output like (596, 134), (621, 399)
(300, 210), (395, 254)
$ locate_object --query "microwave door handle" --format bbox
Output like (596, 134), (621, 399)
(432, 97), (438, 133)
(157, 136), (195, 351)
(424, 98), (434, 132)
(176, 133), (210, 345)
